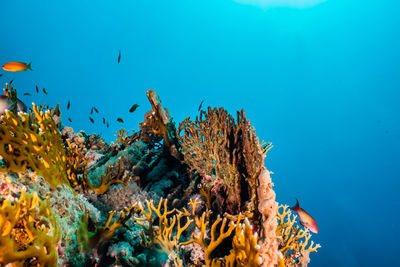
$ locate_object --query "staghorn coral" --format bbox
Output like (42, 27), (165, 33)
(0, 189), (60, 266)
(276, 205), (321, 267)
(0, 103), (70, 188)
(115, 128), (140, 148)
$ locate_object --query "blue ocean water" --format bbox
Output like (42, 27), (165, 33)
(1, 0), (399, 266)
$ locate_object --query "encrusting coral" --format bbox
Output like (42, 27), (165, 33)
(0, 84), (320, 266)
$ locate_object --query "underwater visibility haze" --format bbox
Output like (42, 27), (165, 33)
(1, 0), (399, 266)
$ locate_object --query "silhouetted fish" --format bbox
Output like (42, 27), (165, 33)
(68, 118), (72, 122)
(42, 88), (47, 95)
(89, 116), (94, 123)
(117, 118), (124, 123)
(23, 93), (31, 96)
(129, 104), (139, 113)
(103, 117), (106, 124)
(67, 101), (70, 110)
(106, 122), (109, 128)
(0, 74), (3, 77)
(94, 107), (98, 113)
(198, 99), (205, 111)
(118, 50), (121, 63)
(90, 107), (94, 114)
(9, 79), (14, 85)
(36, 85), (39, 93)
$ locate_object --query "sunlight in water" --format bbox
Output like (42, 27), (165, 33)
(234, 0), (326, 8)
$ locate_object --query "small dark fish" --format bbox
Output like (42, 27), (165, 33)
(106, 122), (109, 128)
(94, 107), (99, 114)
(103, 117), (105, 124)
(117, 118), (124, 123)
(118, 50), (121, 63)
(198, 99), (205, 111)
(9, 79), (14, 85)
(89, 116), (94, 123)
(0, 74), (3, 77)
(68, 118), (72, 122)
(129, 104), (139, 113)
(23, 93), (31, 96)
(42, 88), (47, 95)
(67, 101), (70, 110)
(35, 85), (39, 93)
(90, 107), (94, 114)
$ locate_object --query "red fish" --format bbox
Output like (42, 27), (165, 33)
(2, 62), (32, 72)
(290, 199), (318, 234)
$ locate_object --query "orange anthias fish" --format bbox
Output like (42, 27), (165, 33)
(2, 62), (32, 72)
(290, 199), (318, 234)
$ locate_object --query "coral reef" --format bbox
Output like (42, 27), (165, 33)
(0, 85), (320, 266)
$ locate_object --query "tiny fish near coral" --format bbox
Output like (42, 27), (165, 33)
(290, 199), (318, 234)
(129, 104), (139, 113)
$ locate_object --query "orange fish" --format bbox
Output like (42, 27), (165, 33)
(2, 62), (32, 72)
(290, 199), (318, 234)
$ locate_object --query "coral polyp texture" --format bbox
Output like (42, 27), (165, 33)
(0, 85), (320, 266)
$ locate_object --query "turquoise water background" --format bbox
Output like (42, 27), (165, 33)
(1, 0), (399, 266)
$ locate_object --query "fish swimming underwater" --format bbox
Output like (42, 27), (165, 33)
(290, 199), (318, 234)
(129, 104), (139, 113)
(0, 95), (27, 115)
(2, 62), (32, 72)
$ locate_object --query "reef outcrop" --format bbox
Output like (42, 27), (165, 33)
(0, 84), (320, 266)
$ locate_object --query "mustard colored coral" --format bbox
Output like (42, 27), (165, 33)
(0, 189), (60, 266)
(0, 103), (69, 188)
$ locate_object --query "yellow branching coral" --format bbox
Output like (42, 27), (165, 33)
(0, 189), (60, 266)
(276, 205), (321, 267)
(85, 205), (138, 250)
(65, 139), (88, 189)
(181, 212), (236, 266)
(115, 128), (139, 147)
(0, 103), (69, 188)
(214, 216), (261, 267)
(88, 158), (128, 195)
(115, 128), (129, 145)
(134, 197), (264, 267)
(135, 198), (192, 255)
(66, 140), (127, 194)
(178, 107), (266, 213)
